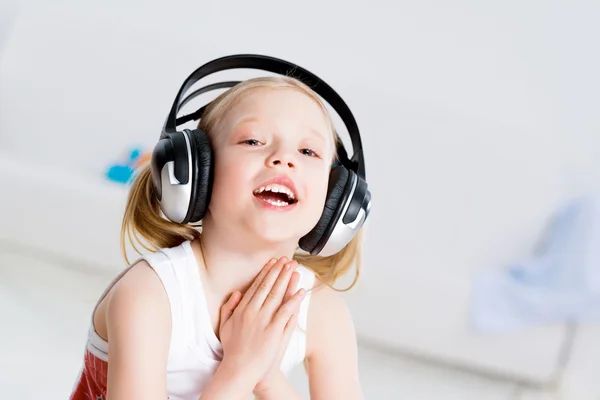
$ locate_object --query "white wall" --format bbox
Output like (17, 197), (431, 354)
(1, 0), (600, 386)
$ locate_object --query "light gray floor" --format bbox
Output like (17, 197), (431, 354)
(0, 246), (556, 399)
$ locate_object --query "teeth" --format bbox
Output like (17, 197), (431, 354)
(264, 199), (289, 207)
(254, 183), (296, 200)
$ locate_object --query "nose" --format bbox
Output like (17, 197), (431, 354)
(266, 148), (296, 169)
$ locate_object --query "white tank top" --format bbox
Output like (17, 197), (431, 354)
(85, 240), (316, 400)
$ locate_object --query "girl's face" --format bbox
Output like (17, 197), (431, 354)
(208, 88), (335, 247)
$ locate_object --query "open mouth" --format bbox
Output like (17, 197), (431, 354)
(253, 183), (298, 207)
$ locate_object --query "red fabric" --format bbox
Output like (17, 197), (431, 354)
(70, 350), (108, 400)
(70, 350), (171, 400)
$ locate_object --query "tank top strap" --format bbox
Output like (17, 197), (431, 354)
(296, 265), (317, 332)
(149, 240), (223, 365)
(277, 264), (316, 374)
(180, 240), (224, 364)
(142, 243), (191, 358)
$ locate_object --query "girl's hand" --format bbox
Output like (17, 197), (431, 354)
(218, 257), (305, 387)
(253, 263), (301, 395)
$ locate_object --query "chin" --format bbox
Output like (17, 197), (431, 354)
(249, 224), (300, 246)
(248, 215), (319, 249)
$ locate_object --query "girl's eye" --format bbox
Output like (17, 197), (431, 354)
(300, 148), (320, 158)
(242, 139), (261, 146)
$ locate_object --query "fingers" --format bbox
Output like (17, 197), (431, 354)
(272, 309), (300, 369)
(272, 288), (305, 331)
(237, 257), (278, 310)
(219, 291), (241, 332)
(282, 308), (300, 344)
(261, 260), (298, 314)
(247, 258), (295, 313)
(283, 270), (300, 303)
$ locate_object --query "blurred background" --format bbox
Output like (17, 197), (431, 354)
(1, 0), (600, 398)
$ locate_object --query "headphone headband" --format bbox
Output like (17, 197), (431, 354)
(160, 54), (366, 179)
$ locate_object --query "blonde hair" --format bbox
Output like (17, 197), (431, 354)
(121, 76), (364, 291)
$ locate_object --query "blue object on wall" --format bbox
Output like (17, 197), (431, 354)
(105, 147), (143, 185)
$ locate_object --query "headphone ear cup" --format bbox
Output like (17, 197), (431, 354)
(184, 129), (214, 223)
(299, 166), (351, 255)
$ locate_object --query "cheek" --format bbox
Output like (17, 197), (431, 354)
(303, 169), (331, 217)
(210, 157), (251, 206)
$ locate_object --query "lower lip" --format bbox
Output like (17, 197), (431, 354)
(254, 196), (298, 211)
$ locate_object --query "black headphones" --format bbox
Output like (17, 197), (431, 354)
(150, 54), (371, 256)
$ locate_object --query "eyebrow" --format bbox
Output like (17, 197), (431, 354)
(308, 126), (327, 141)
(232, 115), (259, 126)
(222, 115), (256, 142)
(233, 116), (312, 140)
(232, 115), (328, 140)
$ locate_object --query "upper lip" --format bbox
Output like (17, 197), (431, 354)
(253, 175), (299, 201)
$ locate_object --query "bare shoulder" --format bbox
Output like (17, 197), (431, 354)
(107, 260), (169, 306)
(100, 259), (172, 398)
(306, 282), (357, 355)
(94, 260), (171, 342)
(105, 260), (171, 338)
(305, 281), (363, 399)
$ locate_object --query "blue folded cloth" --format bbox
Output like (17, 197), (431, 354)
(470, 191), (600, 332)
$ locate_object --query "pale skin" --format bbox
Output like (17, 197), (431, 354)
(93, 88), (363, 399)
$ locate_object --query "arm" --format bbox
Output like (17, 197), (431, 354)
(105, 261), (254, 400)
(305, 284), (363, 400)
(105, 261), (171, 400)
(253, 370), (305, 400)
(254, 284), (364, 400)
(199, 361), (259, 400)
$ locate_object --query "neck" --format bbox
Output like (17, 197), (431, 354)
(193, 216), (299, 298)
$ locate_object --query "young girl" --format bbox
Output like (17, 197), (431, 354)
(70, 73), (366, 400)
